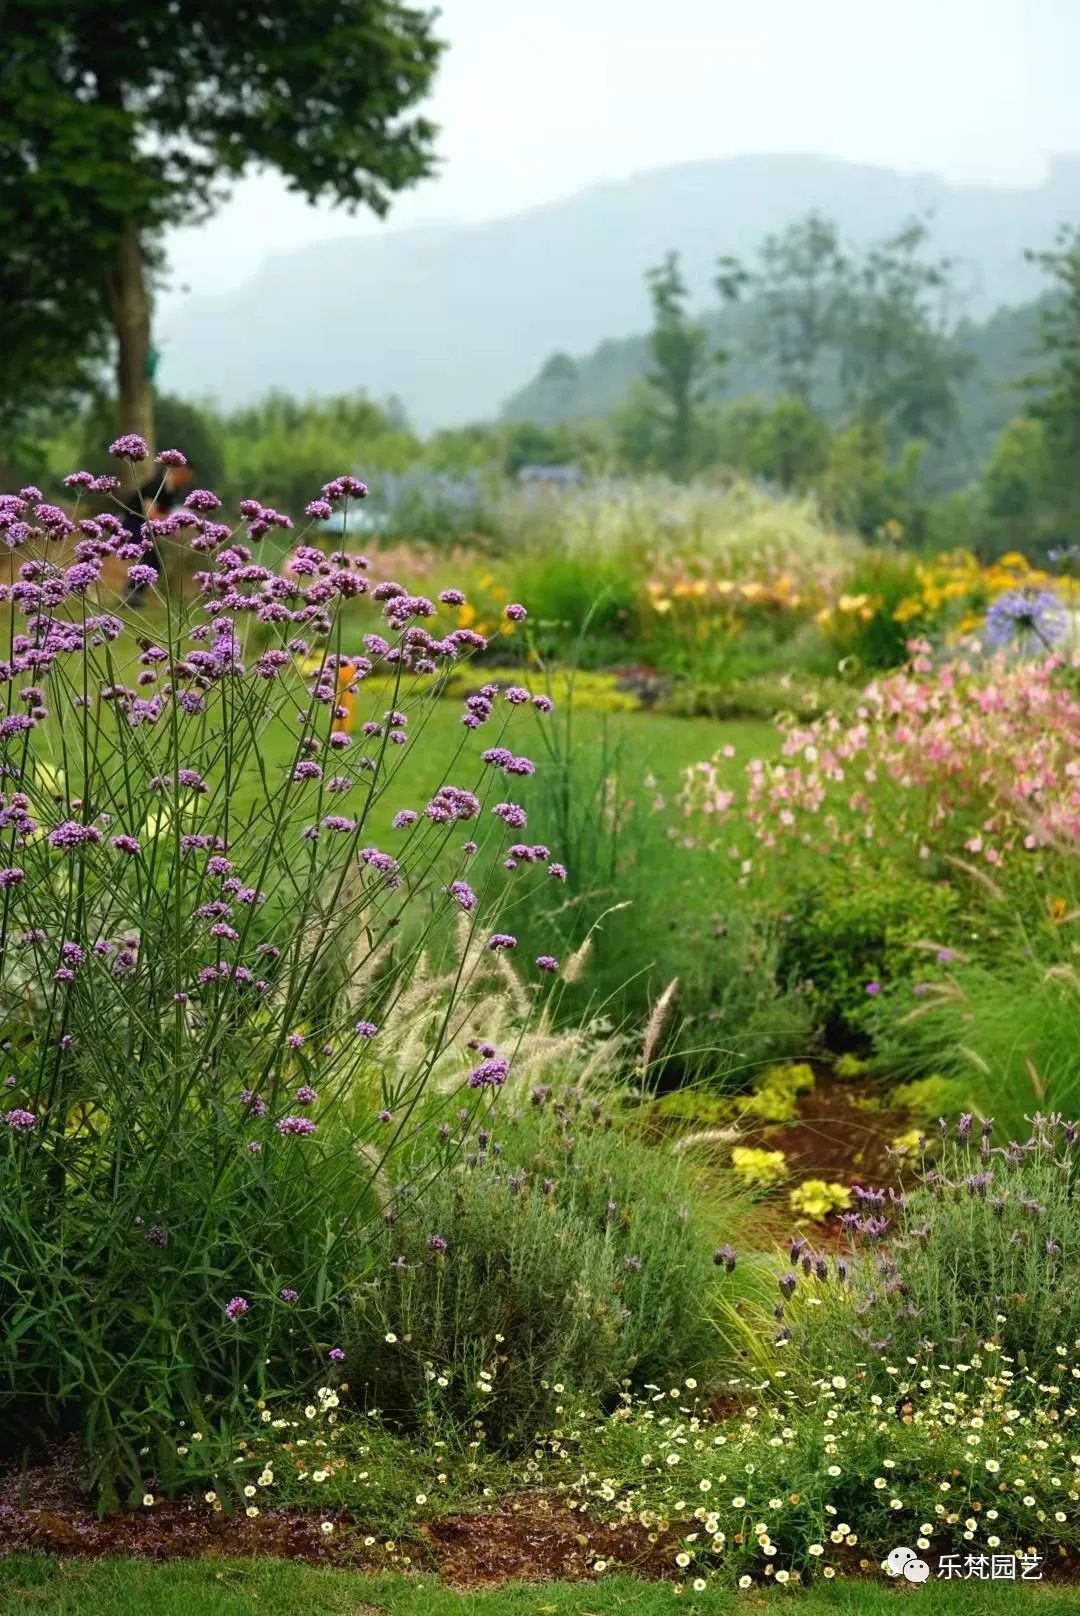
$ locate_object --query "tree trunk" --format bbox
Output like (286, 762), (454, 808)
(107, 218), (154, 463)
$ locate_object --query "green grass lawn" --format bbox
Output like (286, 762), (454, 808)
(1, 1558), (1073, 1615)
(230, 694), (771, 838)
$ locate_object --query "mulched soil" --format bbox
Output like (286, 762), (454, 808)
(0, 1447), (386, 1572)
(421, 1494), (675, 1588)
(0, 1451), (675, 1588)
(762, 1074), (908, 1186)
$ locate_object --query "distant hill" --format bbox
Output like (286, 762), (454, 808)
(502, 292), (1045, 489)
(158, 154), (1080, 431)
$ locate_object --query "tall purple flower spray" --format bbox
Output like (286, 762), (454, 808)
(0, 451), (565, 1504)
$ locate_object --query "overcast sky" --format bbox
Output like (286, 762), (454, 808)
(163, 0), (1080, 304)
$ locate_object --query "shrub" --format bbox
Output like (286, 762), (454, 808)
(0, 447), (564, 1504)
(663, 673), (859, 722)
(774, 856), (963, 1037)
(779, 1116), (1080, 1393)
(342, 1085), (740, 1440)
(788, 1178), (851, 1219)
(502, 552), (639, 660)
(730, 1145), (788, 1187)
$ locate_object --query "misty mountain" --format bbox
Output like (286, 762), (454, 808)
(503, 289), (1045, 489)
(157, 154), (1080, 430)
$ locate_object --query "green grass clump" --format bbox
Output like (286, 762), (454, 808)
(871, 953), (1080, 1137)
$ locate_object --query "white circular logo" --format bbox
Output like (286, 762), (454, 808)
(904, 1558), (931, 1583)
(886, 1546), (917, 1577)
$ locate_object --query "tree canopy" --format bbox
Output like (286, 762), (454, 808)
(1, 0), (443, 449)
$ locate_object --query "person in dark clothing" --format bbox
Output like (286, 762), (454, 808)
(121, 463), (193, 608)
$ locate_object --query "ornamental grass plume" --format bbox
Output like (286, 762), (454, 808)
(0, 453), (565, 1506)
(640, 975), (679, 1074)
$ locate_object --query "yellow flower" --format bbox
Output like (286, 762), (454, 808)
(731, 1146), (788, 1187)
(788, 1179), (851, 1218)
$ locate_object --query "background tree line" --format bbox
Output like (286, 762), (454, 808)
(616, 213), (1080, 555)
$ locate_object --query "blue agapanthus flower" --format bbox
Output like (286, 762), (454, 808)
(984, 587), (1068, 650)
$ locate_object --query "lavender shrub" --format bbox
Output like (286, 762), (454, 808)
(771, 1113), (1080, 1396)
(0, 441), (562, 1506)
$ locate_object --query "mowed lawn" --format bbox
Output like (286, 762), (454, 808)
(1, 1557), (1074, 1615)
(228, 696), (772, 837)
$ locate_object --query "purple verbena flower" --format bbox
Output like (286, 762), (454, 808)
(468, 1056), (509, 1089)
(185, 489), (222, 512)
(3, 1108), (37, 1132)
(48, 821), (102, 850)
(276, 1116), (317, 1136)
(108, 434), (149, 460)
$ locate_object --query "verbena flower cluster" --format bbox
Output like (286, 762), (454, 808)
(0, 450), (564, 1505)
